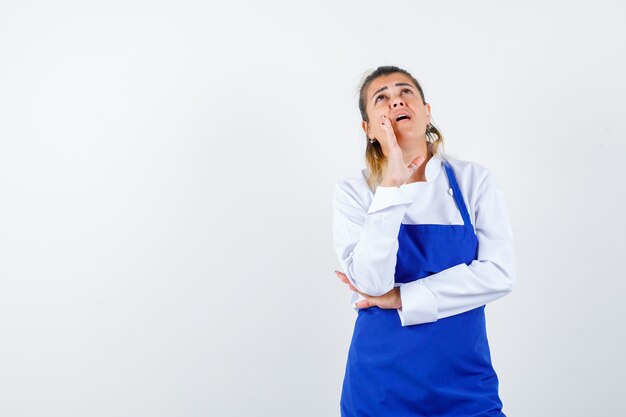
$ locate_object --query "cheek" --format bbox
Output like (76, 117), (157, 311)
(365, 111), (380, 133)
(368, 116), (385, 137)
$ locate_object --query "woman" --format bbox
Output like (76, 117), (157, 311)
(333, 66), (516, 417)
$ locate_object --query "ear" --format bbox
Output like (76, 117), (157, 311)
(361, 120), (369, 138)
(425, 103), (431, 124)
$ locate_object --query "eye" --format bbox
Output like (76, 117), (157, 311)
(375, 94), (387, 103)
(401, 88), (413, 94)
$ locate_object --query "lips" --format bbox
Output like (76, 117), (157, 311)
(390, 110), (412, 122)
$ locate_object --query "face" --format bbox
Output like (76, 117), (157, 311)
(362, 73), (431, 144)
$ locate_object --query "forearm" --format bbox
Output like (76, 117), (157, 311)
(340, 205), (406, 296)
(397, 258), (515, 326)
(333, 185), (413, 297)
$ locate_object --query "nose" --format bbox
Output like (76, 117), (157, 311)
(391, 97), (405, 108)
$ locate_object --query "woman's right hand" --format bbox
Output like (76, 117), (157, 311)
(377, 115), (426, 187)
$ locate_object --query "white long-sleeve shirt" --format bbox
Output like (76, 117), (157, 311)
(332, 152), (516, 327)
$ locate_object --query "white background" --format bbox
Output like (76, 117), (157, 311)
(1, 1), (625, 416)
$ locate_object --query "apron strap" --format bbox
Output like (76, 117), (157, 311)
(442, 159), (473, 228)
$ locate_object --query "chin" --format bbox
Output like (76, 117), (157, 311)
(395, 128), (422, 142)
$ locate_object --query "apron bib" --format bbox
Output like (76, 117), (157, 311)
(340, 159), (505, 417)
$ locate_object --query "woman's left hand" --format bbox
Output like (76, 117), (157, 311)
(335, 271), (402, 309)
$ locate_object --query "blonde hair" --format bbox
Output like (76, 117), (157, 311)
(357, 66), (446, 190)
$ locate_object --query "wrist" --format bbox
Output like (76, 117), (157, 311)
(395, 287), (402, 309)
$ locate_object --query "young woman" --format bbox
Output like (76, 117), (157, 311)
(333, 66), (516, 417)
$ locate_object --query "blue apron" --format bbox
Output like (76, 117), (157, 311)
(340, 159), (505, 417)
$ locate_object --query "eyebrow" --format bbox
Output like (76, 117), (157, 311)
(371, 83), (415, 102)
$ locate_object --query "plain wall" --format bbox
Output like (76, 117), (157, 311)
(1, 1), (625, 416)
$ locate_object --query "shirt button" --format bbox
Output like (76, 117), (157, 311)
(448, 188), (454, 196)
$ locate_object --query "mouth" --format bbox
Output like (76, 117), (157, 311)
(394, 113), (412, 123)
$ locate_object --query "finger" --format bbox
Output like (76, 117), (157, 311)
(380, 115), (398, 145)
(344, 280), (361, 294)
(335, 270), (349, 283)
(335, 271), (357, 291)
(356, 299), (373, 309)
(410, 155), (426, 167)
(407, 155), (426, 171)
(343, 279), (360, 293)
(335, 271), (365, 294)
(407, 162), (417, 174)
(404, 155), (427, 184)
(381, 115), (395, 135)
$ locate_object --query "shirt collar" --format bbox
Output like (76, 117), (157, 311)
(425, 152), (443, 183)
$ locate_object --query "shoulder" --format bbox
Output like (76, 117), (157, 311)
(439, 155), (503, 214)
(441, 154), (494, 190)
(333, 169), (373, 211)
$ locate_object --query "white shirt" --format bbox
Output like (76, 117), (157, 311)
(332, 152), (516, 327)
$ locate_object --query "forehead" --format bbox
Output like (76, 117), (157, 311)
(366, 73), (417, 97)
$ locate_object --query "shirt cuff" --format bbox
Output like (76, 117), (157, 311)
(350, 291), (366, 312)
(397, 281), (438, 326)
(367, 186), (414, 214)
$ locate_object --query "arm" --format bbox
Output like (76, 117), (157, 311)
(333, 115), (426, 298)
(332, 182), (413, 297)
(396, 168), (517, 326)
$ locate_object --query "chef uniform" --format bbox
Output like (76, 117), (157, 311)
(333, 153), (516, 417)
